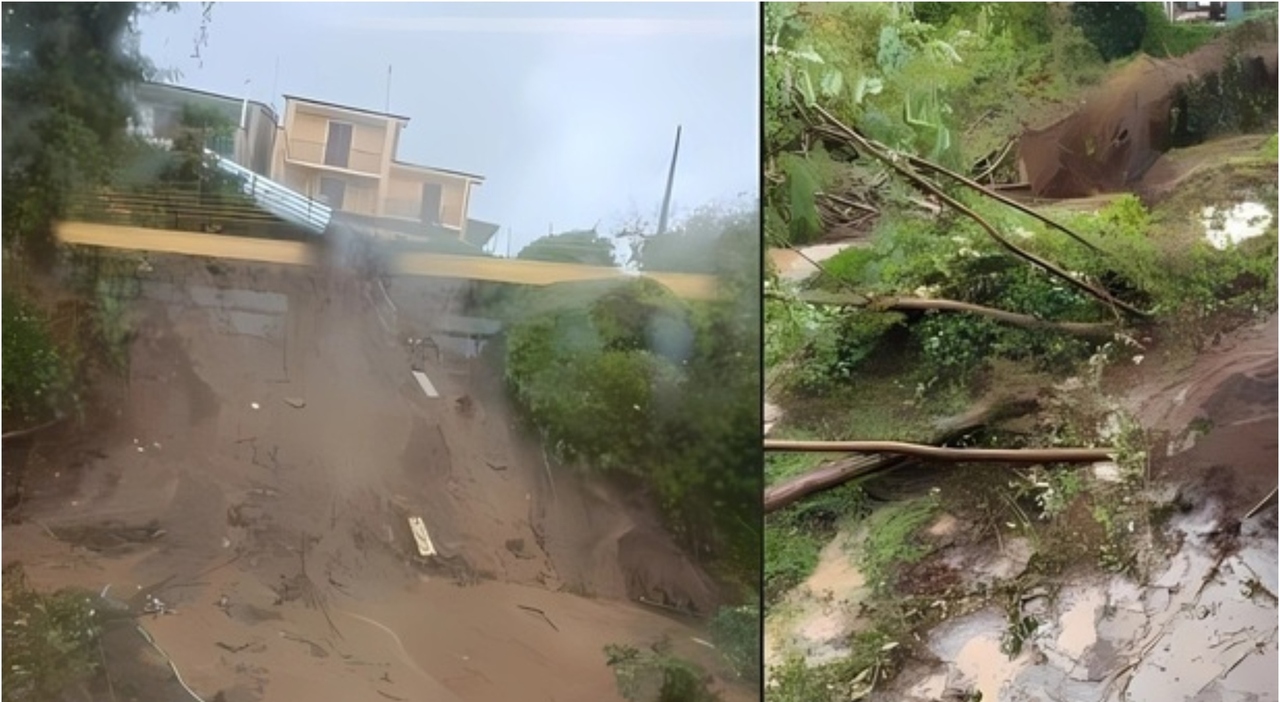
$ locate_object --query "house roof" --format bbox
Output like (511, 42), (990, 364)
(138, 81), (278, 122)
(390, 159), (485, 182)
(283, 94), (411, 122)
(464, 219), (500, 248)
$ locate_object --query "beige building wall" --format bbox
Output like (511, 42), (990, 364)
(285, 110), (387, 176)
(269, 96), (480, 235)
(387, 165), (470, 228)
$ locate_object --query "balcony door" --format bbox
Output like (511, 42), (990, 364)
(420, 183), (443, 225)
(318, 176), (346, 210)
(324, 121), (353, 168)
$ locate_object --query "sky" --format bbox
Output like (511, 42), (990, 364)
(135, 2), (760, 257)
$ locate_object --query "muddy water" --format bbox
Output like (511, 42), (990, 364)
(914, 500), (1279, 702)
(765, 527), (871, 678)
(767, 243), (855, 283)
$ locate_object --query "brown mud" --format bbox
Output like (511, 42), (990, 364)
(3, 254), (747, 702)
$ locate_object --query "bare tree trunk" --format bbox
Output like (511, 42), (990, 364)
(763, 393), (1106, 514)
(769, 289), (1118, 339)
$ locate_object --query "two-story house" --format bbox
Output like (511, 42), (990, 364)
(129, 82), (498, 250)
(271, 95), (492, 247)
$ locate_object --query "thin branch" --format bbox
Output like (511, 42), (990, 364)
(903, 151), (1106, 256)
(806, 102), (1150, 319)
(765, 439), (1114, 462)
(2, 417), (66, 441)
(817, 191), (879, 215)
(770, 289), (1117, 339)
(764, 394), (1042, 513)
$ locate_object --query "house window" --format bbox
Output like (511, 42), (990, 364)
(420, 183), (443, 225)
(318, 177), (346, 209)
(207, 132), (235, 158)
(324, 121), (353, 168)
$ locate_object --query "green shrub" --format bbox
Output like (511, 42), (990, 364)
(709, 603), (761, 683)
(1140, 3), (1221, 57)
(604, 644), (720, 702)
(2, 564), (101, 702)
(2, 291), (76, 426)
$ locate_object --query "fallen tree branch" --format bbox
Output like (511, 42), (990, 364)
(765, 439), (1115, 463)
(767, 454), (908, 514)
(806, 102), (1150, 319)
(771, 289), (1117, 339)
(903, 151), (1106, 256)
(764, 394), (1041, 513)
(1243, 487), (1278, 521)
(2, 417), (66, 441)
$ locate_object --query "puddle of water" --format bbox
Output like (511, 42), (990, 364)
(1055, 587), (1105, 662)
(765, 529), (871, 674)
(1202, 201), (1273, 250)
(1125, 574), (1278, 701)
(806, 531), (866, 596)
(929, 608), (1033, 701)
(769, 244), (854, 282)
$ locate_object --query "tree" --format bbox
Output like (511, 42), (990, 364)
(503, 205), (762, 585)
(1, 3), (166, 264)
(1070, 2), (1147, 61)
(635, 204), (759, 278)
(517, 229), (618, 267)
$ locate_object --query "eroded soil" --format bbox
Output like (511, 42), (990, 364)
(3, 254), (747, 702)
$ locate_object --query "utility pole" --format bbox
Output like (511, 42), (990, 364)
(657, 125), (681, 236)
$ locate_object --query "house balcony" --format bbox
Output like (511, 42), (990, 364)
(284, 138), (384, 179)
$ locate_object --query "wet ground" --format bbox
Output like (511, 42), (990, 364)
(3, 254), (748, 702)
(764, 311), (1278, 701)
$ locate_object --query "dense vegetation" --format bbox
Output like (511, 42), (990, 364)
(765, 2), (1276, 400)
(764, 3), (1276, 699)
(503, 207), (762, 587)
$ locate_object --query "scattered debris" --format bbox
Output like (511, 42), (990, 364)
(407, 516), (437, 557)
(215, 641), (254, 653)
(517, 604), (560, 632)
(143, 594), (173, 616)
(250, 402), (260, 410)
(411, 370), (439, 399)
(485, 461), (508, 471)
(284, 397), (306, 409)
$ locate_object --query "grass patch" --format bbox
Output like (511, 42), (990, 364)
(765, 443), (827, 487)
(765, 482), (869, 604)
(769, 626), (911, 702)
(860, 496), (942, 594)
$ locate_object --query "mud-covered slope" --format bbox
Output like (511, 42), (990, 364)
(4, 255), (745, 702)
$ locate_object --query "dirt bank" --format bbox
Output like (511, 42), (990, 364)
(1117, 313), (1277, 518)
(3, 254), (745, 701)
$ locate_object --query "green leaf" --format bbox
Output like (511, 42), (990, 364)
(854, 76), (884, 105)
(819, 69), (844, 99)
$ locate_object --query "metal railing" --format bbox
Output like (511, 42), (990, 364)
(204, 148), (332, 235)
